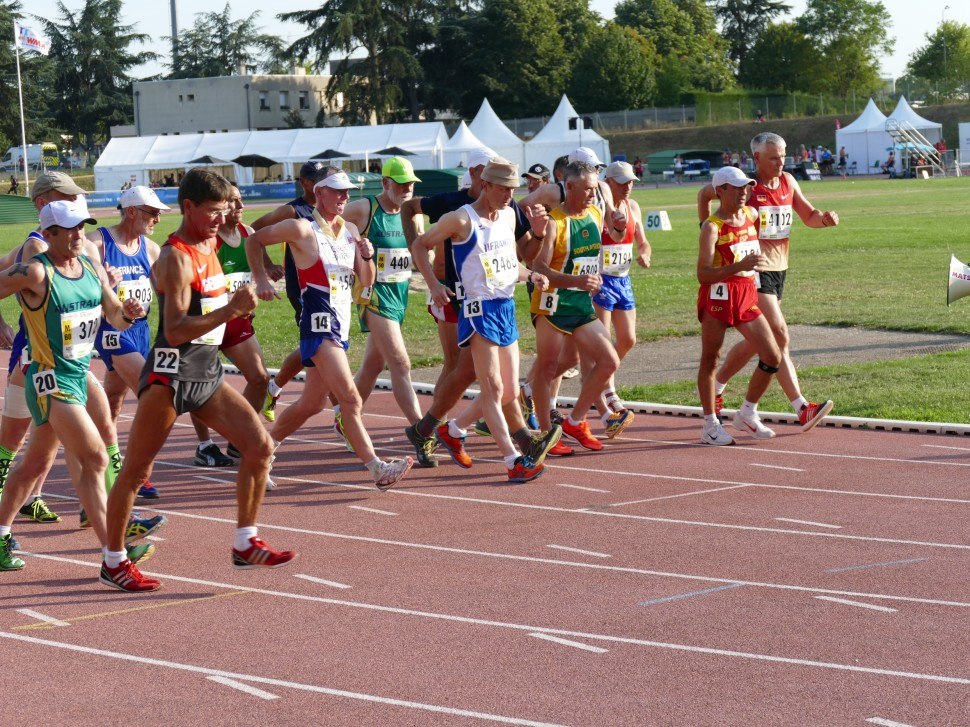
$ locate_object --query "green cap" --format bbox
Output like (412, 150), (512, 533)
(381, 156), (421, 184)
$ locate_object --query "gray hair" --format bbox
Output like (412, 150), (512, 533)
(564, 161), (597, 181)
(751, 132), (786, 154)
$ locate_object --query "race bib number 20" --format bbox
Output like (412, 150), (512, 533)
(33, 369), (59, 396)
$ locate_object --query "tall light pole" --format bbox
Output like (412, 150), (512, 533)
(170, 0), (179, 73)
(943, 5), (949, 98)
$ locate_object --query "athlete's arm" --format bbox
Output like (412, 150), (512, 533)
(251, 203), (296, 231)
(84, 226), (106, 262)
(0, 260), (46, 304)
(145, 239), (162, 266)
(97, 265), (144, 330)
(246, 218), (314, 300)
(411, 209), (468, 307)
(628, 199), (651, 268)
(155, 247), (256, 346)
(789, 174), (839, 228)
(345, 220), (376, 288)
(516, 203), (549, 264)
(697, 221), (765, 284)
(400, 196), (425, 246)
(341, 198), (370, 232)
(519, 183), (561, 211)
(697, 183), (717, 223)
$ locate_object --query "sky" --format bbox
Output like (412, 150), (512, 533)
(23, 0), (970, 82)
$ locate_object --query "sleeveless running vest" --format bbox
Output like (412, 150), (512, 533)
(284, 196), (315, 303)
(705, 206), (761, 282)
(358, 196), (410, 313)
(600, 198), (635, 278)
(97, 226), (153, 334)
(217, 223), (252, 294)
(298, 212), (356, 344)
(451, 204), (518, 301)
(530, 205), (603, 317)
(748, 174), (794, 272)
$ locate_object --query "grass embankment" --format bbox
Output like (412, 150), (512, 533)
(1, 175), (968, 422)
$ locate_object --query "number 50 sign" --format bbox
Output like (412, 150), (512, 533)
(644, 211), (672, 231)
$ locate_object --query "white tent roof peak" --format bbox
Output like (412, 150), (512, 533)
(839, 98), (887, 133)
(469, 98), (522, 145)
(888, 95), (942, 130)
(444, 121), (488, 151)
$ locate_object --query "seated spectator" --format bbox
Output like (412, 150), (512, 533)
(881, 152), (896, 174)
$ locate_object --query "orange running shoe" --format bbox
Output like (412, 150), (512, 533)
(799, 400), (834, 432)
(561, 417), (603, 451)
(508, 455), (543, 483)
(547, 440), (575, 457)
(435, 423), (473, 468)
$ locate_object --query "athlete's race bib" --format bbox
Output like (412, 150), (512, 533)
(101, 330), (121, 350)
(480, 248), (518, 288)
(710, 282), (729, 301)
(571, 256), (599, 277)
(152, 347), (180, 375)
(117, 278), (153, 313)
(454, 281), (466, 301)
(376, 248), (411, 284)
(537, 290), (559, 314)
(758, 205), (793, 240)
(358, 285), (372, 303)
(191, 293), (227, 346)
(310, 311), (332, 333)
(601, 244), (633, 277)
(463, 297), (483, 318)
(730, 239), (762, 279)
(225, 272), (252, 294)
(328, 269), (354, 307)
(32, 369), (59, 396)
(20, 347), (29, 367)
(61, 306), (102, 360)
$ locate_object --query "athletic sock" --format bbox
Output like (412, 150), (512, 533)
(198, 439), (214, 450)
(791, 396), (808, 413)
(415, 413), (440, 439)
(704, 414), (719, 427)
(739, 400), (757, 417)
(503, 453), (519, 469)
(103, 548), (127, 568)
(0, 445), (16, 487)
(234, 526), (258, 551)
(511, 428), (532, 452)
(566, 415), (581, 427)
(365, 458), (382, 480)
(448, 419), (467, 438)
(267, 377), (282, 397)
(522, 382), (533, 398)
(0, 525), (10, 538)
(105, 443), (122, 493)
(333, 404), (341, 416)
(714, 381), (727, 396)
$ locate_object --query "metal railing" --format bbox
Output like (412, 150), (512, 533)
(884, 119), (946, 177)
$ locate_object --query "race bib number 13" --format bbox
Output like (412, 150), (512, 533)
(463, 297), (483, 318)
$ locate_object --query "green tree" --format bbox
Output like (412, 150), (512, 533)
(712, 0), (791, 79)
(39, 0), (155, 149)
(169, 4), (287, 79)
(614, 0), (733, 94)
(568, 23), (656, 111)
(907, 21), (970, 99)
(740, 21), (822, 92)
(795, 0), (894, 106)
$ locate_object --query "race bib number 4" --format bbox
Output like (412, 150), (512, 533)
(376, 248), (412, 284)
(537, 290), (559, 314)
(191, 293), (227, 346)
(32, 369), (59, 396)
(152, 347), (180, 375)
(759, 205), (793, 240)
(710, 282), (729, 301)
(61, 306), (102, 360)
(601, 244), (633, 277)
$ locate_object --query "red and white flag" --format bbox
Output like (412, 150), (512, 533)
(14, 22), (50, 56)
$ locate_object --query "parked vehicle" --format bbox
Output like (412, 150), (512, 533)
(1, 142), (59, 171)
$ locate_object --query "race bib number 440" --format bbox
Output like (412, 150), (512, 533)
(376, 248), (412, 284)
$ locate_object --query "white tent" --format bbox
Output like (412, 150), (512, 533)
(524, 95), (610, 169)
(441, 122), (494, 168)
(887, 95), (942, 144)
(468, 98), (526, 168)
(835, 98), (890, 173)
(94, 123), (450, 191)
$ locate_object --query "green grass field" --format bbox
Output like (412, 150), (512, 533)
(3, 176), (969, 422)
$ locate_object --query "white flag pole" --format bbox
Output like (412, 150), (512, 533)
(13, 23), (30, 196)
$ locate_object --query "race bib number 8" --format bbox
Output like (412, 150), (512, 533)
(33, 369), (59, 396)
(101, 331), (121, 350)
(153, 348), (180, 375)
(538, 290), (559, 314)
(311, 312), (332, 333)
(710, 283), (729, 301)
(463, 297), (483, 318)
(61, 306), (102, 360)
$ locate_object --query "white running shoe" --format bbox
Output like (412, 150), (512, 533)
(733, 409), (776, 439)
(265, 476), (277, 491)
(374, 456), (413, 491)
(700, 422), (735, 446)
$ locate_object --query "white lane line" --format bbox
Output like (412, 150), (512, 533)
(294, 574), (352, 589)
(866, 718), (916, 727)
(194, 475), (234, 484)
(555, 483), (610, 493)
(606, 485), (749, 508)
(16, 609), (70, 627)
(207, 676), (280, 700)
(348, 505), (397, 516)
(754, 483), (970, 505)
(814, 596), (898, 613)
(640, 583), (745, 606)
(6, 560), (969, 687)
(31, 494), (970, 608)
(774, 518), (842, 530)
(145, 535), (166, 542)
(922, 444), (970, 452)
(827, 558), (929, 574)
(0, 633), (563, 727)
(528, 633), (608, 654)
(751, 463), (805, 472)
(546, 545), (611, 559)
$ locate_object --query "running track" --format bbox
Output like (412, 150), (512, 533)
(1, 366), (967, 725)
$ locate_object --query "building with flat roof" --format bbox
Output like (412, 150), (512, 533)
(132, 67), (344, 136)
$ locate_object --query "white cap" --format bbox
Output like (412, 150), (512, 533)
(712, 166), (755, 188)
(605, 161), (638, 183)
(568, 147), (605, 168)
(39, 199), (97, 230)
(459, 171), (472, 189)
(466, 148), (496, 169)
(313, 171), (357, 191)
(119, 185), (170, 211)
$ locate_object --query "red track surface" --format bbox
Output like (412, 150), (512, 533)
(2, 365), (968, 725)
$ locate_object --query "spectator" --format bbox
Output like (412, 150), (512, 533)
(755, 109), (765, 123)
(881, 151), (895, 175)
(838, 147), (848, 180)
(6, 175), (18, 195)
(632, 157), (643, 177)
(673, 155), (684, 185)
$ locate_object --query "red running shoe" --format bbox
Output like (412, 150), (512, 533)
(508, 455), (543, 483)
(232, 537), (297, 570)
(99, 559), (161, 593)
(547, 440), (575, 457)
(799, 400), (834, 432)
(435, 423), (473, 468)
(714, 394), (724, 424)
(561, 417), (603, 451)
